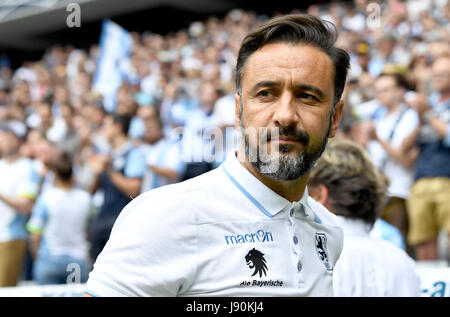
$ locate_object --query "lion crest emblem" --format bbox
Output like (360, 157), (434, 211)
(315, 232), (333, 271)
(245, 248), (268, 277)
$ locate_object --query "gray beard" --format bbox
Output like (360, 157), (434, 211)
(239, 118), (330, 182)
(242, 131), (329, 181)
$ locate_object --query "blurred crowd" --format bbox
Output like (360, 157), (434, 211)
(0, 0), (449, 287)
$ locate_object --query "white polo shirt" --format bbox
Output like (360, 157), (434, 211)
(85, 151), (343, 297)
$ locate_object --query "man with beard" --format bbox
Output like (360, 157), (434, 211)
(85, 14), (349, 297)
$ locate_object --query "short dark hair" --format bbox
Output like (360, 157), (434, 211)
(308, 139), (387, 225)
(235, 14), (350, 107)
(377, 72), (410, 90)
(53, 152), (73, 182)
(112, 114), (131, 135)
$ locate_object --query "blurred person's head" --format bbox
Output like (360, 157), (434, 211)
(142, 115), (163, 145)
(163, 81), (179, 100)
(7, 102), (26, 121)
(137, 61), (151, 79)
(36, 101), (53, 131)
(0, 89), (9, 105)
(102, 114), (131, 143)
(234, 14), (349, 181)
(33, 137), (60, 166)
(374, 73), (407, 109)
(76, 72), (91, 88)
(137, 104), (156, 120)
(51, 152), (73, 184)
(431, 55), (450, 94)
(422, 15), (438, 33)
(116, 83), (131, 104)
(428, 41), (449, 60)
(202, 64), (221, 82)
(308, 138), (387, 226)
(11, 81), (30, 106)
(25, 129), (45, 154)
(306, 4), (320, 17)
(116, 97), (138, 118)
(53, 85), (69, 104)
(199, 81), (219, 112)
(60, 103), (75, 128)
(0, 125), (26, 158)
(355, 41), (370, 69)
(376, 36), (396, 59)
(90, 104), (107, 128)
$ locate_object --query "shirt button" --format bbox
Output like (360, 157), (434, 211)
(290, 208), (294, 217)
(293, 236), (298, 245)
(297, 261), (303, 272)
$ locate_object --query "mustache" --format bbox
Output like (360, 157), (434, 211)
(265, 126), (310, 146)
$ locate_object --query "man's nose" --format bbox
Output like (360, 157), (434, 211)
(273, 92), (299, 128)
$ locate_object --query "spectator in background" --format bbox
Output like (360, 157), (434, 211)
(308, 138), (420, 296)
(27, 152), (91, 285)
(88, 114), (145, 262)
(0, 124), (36, 287)
(54, 103), (81, 161)
(159, 80), (182, 137)
(26, 100), (53, 138)
(213, 74), (239, 166)
(181, 81), (220, 180)
(366, 73), (419, 244)
(403, 55), (450, 261)
(128, 92), (156, 141)
(31, 136), (61, 197)
(140, 114), (183, 193)
(368, 35), (409, 78)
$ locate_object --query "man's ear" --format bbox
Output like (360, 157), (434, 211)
(328, 100), (345, 138)
(234, 92), (241, 130)
(309, 184), (330, 207)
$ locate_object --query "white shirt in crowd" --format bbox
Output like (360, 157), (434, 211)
(85, 151), (344, 296)
(333, 216), (420, 297)
(140, 139), (183, 193)
(0, 157), (37, 243)
(367, 105), (419, 199)
(27, 187), (91, 261)
(181, 106), (221, 163)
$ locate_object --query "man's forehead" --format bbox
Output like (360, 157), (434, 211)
(241, 43), (334, 89)
(375, 75), (396, 87)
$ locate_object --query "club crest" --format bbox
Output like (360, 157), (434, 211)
(245, 248), (268, 278)
(315, 232), (333, 271)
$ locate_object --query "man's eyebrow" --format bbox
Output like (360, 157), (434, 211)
(295, 84), (326, 99)
(250, 82), (327, 100)
(250, 81), (280, 93)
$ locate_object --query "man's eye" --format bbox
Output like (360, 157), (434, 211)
(298, 93), (318, 101)
(257, 90), (273, 98)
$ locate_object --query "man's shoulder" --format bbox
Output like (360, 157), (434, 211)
(71, 187), (92, 201)
(124, 168), (223, 213)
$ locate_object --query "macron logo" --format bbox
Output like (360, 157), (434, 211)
(225, 230), (274, 245)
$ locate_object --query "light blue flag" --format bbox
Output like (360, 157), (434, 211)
(92, 19), (132, 113)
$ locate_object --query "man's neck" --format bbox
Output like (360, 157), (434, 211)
(236, 149), (308, 202)
(4, 154), (21, 163)
(112, 135), (128, 149)
(54, 178), (72, 190)
(386, 102), (402, 115)
(148, 135), (163, 146)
